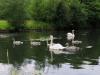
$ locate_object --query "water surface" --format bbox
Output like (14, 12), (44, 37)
(0, 29), (100, 75)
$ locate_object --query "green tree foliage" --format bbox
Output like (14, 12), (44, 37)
(79, 0), (100, 28)
(29, 0), (90, 29)
(69, 0), (88, 28)
(0, 0), (28, 31)
(53, 0), (71, 29)
(30, 0), (59, 22)
(87, 0), (100, 28)
(0, 0), (100, 30)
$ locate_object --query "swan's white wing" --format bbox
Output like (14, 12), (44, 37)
(67, 33), (75, 40)
(50, 44), (65, 50)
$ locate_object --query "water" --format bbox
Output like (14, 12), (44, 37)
(0, 29), (100, 75)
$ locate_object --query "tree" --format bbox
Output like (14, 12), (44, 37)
(0, 0), (28, 31)
(53, 0), (71, 29)
(30, 0), (59, 22)
(69, 0), (88, 28)
(87, 0), (100, 28)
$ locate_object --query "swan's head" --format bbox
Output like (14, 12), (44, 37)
(50, 35), (53, 40)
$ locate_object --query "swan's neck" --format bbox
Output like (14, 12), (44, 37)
(50, 36), (53, 46)
(72, 30), (74, 34)
(50, 38), (53, 45)
(46, 39), (49, 46)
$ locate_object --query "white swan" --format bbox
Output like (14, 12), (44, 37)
(67, 30), (75, 41)
(67, 30), (82, 45)
(0, 34), (9, 38)
(49, 35), (65, 50)
(13, 38), (23, 45)
(30, 39), (41, 46)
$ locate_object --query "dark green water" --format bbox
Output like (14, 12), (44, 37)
(0, 29), (100, 75)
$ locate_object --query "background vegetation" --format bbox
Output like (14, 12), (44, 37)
(0, 0), (100, 31)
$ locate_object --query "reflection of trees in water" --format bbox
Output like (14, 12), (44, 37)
(16, 59), (44, 75)
(0, 59), (44, 75)
(0, 63), (14, 75)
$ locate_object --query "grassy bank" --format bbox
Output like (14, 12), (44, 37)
(0, 20), (11, 30)
(0, 20), (52, 31)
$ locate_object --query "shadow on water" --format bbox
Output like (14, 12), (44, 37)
(0, 29), (100, 75)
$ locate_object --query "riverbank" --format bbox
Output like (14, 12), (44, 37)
(0, 20), (53, 32)
(25, 20), (52, 30)
(0, 20), (99, 33)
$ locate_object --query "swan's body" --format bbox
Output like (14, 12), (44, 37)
(30, 41), (41, 46)
(67, 30), (75, 41)
(49, 35), (65, 50)
(49, 43), (65, 50)
(13, 39), (23, 45)
(30, 39), (41, 46)
(0, 34), (9, 38)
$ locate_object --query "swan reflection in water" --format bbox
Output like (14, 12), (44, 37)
(49, 43), (80, 55)
(49, 48), (79, 55)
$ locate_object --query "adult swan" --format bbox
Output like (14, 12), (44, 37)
(67, 30), (75, 41)
(48, 35), (65, 50)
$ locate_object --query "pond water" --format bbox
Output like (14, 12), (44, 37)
(0, 29), (100, 75)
